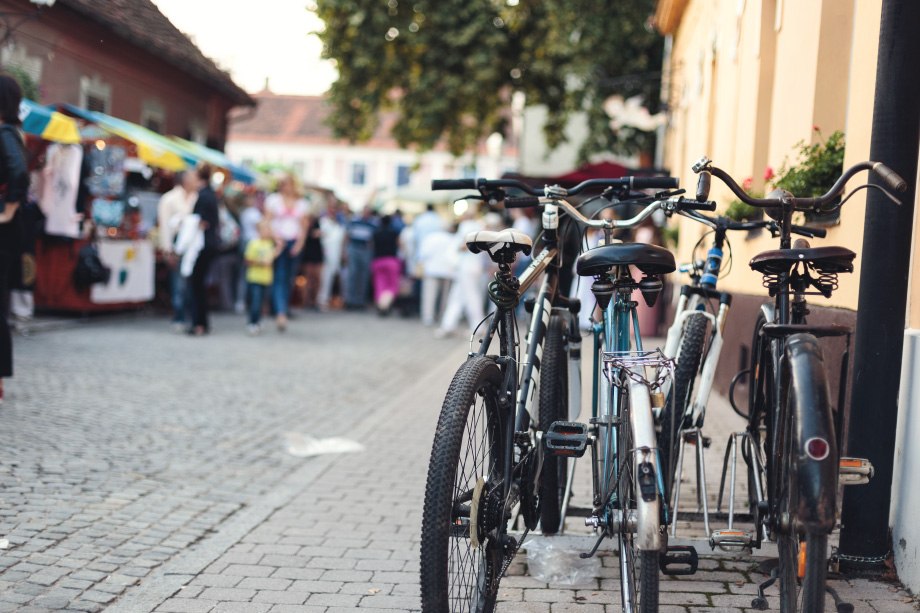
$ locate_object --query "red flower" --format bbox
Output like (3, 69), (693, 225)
(813, 125), (820, 132)
(742, 177), (753, 192)
(764, 166), (774, 182)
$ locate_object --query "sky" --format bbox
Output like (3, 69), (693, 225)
(151, 0), (338, 96)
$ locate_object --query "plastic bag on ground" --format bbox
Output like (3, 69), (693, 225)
(284, 433), (365, 457)
(524, 535), (601, 586)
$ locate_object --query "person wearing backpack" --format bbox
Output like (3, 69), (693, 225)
(0, 74), (30, 403)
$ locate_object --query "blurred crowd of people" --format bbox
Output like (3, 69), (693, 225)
(156, 171), (539, 338)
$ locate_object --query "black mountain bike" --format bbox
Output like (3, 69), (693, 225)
(692, 157), (905, 612)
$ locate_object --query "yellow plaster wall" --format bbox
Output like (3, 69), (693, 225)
(662, 0), (881, 311)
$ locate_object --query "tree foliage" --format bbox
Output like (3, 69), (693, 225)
(313, 0), (663, 160)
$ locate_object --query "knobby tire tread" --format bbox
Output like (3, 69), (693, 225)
(539, 314), (568, 535)
(420, 356), (503, 613)
(659, 311), (708, 502)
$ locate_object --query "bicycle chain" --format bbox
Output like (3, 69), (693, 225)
(835, 551), (891, 565)
(496, 528), (529, 583)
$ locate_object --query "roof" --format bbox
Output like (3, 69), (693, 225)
(229, 93), (400, 147)
(58, 0), (254, 107)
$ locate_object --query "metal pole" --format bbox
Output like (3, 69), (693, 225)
(838, 0), (920, 570)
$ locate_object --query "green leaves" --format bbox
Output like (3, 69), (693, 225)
(314, 0), (663, 159)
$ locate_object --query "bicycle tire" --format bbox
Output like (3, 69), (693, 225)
(778, 337), (835, 612)
(618, 381), (659, 613)
(747, 312), (771, 531)
(420, 356), (506, 613)
(658, 311), (708, 504)
(538, 313), (569, 535)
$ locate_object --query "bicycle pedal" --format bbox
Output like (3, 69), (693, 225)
(709, 529), (753, 549)
(544, 421), (589, 457)
(839, 457), (874, 486)
(659, 545), (698, 576)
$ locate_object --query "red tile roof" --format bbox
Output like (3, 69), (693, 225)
(229, 93), (401, 147)
(59, 0), (253, 107)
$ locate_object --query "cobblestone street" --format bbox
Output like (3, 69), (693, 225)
(0, 312), (916, 612)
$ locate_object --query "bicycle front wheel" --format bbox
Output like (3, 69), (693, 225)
(420, 356), (506, 613)
(539, 313), (569, 534)
(658, 311), (709, 502)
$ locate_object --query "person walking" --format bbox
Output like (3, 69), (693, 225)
(157, 171), (197, 330)
(371, 214), (402, 315)
(436, 211), (488, 338)
(244, 220), (281, 335)
(300, 209), (324, 310)
(0, 73), (30, 403)
(317, 199), (346, 311)
(234, 191), (263, 314)
(343, 206), (376, 310)
(418, 225), (456, 326)
(264, 174), (308, 331)
(409, 203), (445, 318)
(188, 164), (220, 336)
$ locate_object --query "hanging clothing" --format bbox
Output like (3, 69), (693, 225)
(39, 143), (83, 238)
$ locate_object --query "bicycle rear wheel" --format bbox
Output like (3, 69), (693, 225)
(539, 313), (569, 534)
(777, 338), (834, 613)
(658, 311), (708, 503)
(618, 382), (659, 613)
(420, 356), (506, 613)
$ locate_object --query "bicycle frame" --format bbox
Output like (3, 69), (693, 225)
(587, 266), (664, 553)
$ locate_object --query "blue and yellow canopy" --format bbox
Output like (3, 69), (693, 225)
(20, 99), (81, 144)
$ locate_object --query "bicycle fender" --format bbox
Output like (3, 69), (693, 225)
(785, 333), (838, 534)
(629, 380), (663, 551)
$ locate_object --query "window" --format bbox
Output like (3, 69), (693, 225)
(351, 162), (366, 186)
(80, 76), (111, 114)
(396, 164), (411, 187)
(292, 160), (306, 181)
(188, 119), (207, 145)
(140, 100), (166, 134)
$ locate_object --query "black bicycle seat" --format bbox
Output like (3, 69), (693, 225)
(749, 246), (855, 276)
(575, 243), (676, 277)
(465, 228), (533, 256)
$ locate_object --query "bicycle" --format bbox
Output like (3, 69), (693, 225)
(418, 173), (714, 613)
(656, 202), (827, 544)
(690, 156), (905, 612)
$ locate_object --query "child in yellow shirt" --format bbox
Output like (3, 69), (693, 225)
(245, 220), (282, 334)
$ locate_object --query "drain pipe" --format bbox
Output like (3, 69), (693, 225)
(838, 0), (920, 571)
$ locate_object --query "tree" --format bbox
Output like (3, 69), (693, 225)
(313, 0), (663, 161)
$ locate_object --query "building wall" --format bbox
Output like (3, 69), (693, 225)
(1, 0), (236, 146)
(664, 0), (860, 310)
(662, 0), (920, 592)
(225, 138), (517, 212)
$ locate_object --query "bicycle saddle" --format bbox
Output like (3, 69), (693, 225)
(575, 242), (676, 277)
(749, 246), (855, 275)
(465, 229), (533, 256)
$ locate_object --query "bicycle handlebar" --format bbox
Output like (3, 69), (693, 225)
(693, 158), (907, 210)
(681, 209), (828, 238)
(430, 175), (679, 196)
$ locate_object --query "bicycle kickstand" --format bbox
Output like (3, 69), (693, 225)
(825, 585), (854, 613)
(751, 568), (777, 610)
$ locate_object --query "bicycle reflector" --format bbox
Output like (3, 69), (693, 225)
(804, 437), (830, 461)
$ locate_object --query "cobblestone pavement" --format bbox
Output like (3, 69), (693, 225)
(0, 312), (916, 612)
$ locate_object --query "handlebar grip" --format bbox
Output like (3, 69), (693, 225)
(696, 171), (712, 201)
(631, 176), (679, 190)
(679, 198), (717, 211)
(431, 179), (477, 190)
(791, 224), (827, 239)
(505, 196), (541, 208)
(874, 163), (908, 193)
